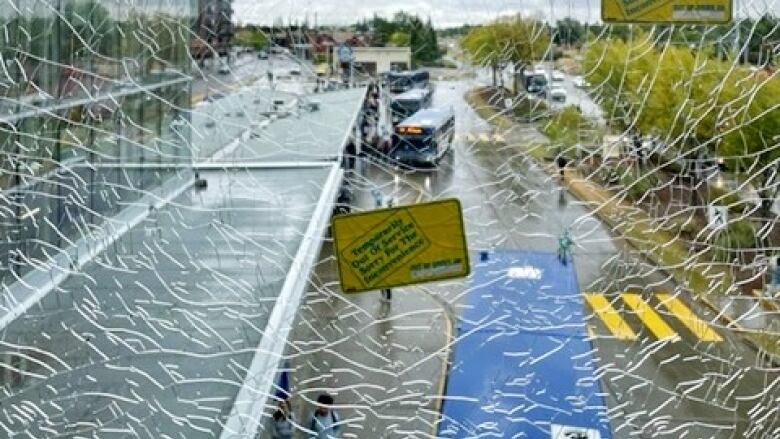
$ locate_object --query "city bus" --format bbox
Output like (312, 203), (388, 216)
(391, 108), (455, 166)
(390, 88), (434, 126)
(386, 70), (430, 94)
(523, 70), (548, 95)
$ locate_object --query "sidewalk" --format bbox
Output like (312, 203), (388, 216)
(466, 87), (780, 363)
(281, 237), (454, 438)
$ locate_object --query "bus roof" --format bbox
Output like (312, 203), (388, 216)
(387, 69), (429, 79)
(397, 108), (453, 129)
(392, 88), (432, 101)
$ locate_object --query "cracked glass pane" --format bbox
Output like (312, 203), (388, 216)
(1, 0), (779, 438)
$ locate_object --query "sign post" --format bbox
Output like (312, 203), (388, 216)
(602, 0), (732, 24)
(331, 199), (470, 294)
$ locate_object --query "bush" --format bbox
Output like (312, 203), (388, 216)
(542, 106), (584, 147)
(712, 219), (756, 262)
(621, 172), (656, 201)
(513, 95), (550, 121)
(313, 53), (330, 64)
(663, 214), (699, 236)
(706, 185), (741, 207)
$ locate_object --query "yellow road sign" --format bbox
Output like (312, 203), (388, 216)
(332, 199), (470, 293)
(602, 0), (732, 24)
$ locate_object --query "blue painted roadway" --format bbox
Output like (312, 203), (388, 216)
(439, 250), (612, 439)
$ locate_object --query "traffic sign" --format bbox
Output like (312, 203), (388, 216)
(707, 204), (728, 230)
(331, 199), (469, 293)
(602, 0), (732, 24)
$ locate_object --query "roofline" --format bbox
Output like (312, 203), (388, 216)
(393, 88), (432, 100)
(397, 108), (454, 128)
(218, 162), (343, 438)
(219, 87), (365, 438)
(0, 171), (195, 331)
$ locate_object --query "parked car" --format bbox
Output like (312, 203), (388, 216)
(573, 76), (590, 88)
(217, 63), (230, 75)
(549, 85), (567, 102)
(257, 50), (268, 59)
(551, 70), (565, 82)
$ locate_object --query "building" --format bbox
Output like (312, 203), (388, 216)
(332, 46), (412, 76)
(1, 0), (195, 287)
(0, 2), (367, 436)
(260, 24), (308, 50)
(191, 0), (234, 62)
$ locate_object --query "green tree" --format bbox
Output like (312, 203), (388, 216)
(461, 24), (503, 85)
(585, 31), (780, 218)
(462, 17), (549, 91)
(553, 18), (585, 48)
(233, 27), (268, 50)
(389, 31), (410, 47)
(367, 13), (441, 67)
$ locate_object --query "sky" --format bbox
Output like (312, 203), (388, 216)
(232, 0), (602, 27)
(232, 0), (780, 27)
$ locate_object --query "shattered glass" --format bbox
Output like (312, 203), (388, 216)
(0, 0), (779, 438)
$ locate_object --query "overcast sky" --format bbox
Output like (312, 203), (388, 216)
(233, 0), (779, 27)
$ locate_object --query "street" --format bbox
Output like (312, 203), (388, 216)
(4, 4), (780, 438)
(289, 75), (780, 438)
(192, 52), (310, 104)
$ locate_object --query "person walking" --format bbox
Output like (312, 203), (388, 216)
(556, 154), (568, 181)
(271, 399), (295, 439)
(308, 393), (341, 438)
(558, 228), (574, 265)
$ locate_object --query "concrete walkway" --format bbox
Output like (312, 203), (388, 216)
(283, 237), (453, 438)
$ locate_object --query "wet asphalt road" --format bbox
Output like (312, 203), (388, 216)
(347, 77), (780, 438)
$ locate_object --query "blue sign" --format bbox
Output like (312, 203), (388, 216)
(439, 250), (612, 439)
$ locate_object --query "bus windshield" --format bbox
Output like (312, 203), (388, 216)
(392, 99), (422, 114)
(388, 76), (413, 93)
(391, 100), (422, 119)
(387, 70), (430, 93)
(395, 134), (434, 152)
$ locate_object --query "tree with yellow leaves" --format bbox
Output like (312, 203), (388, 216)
(461, 16), (550, 92)
(584, 29), (780, 218)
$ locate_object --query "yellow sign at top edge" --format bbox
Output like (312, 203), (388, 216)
(602, 0), (732, 24)
(331, 198), (470, 294)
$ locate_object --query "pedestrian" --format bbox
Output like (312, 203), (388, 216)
(558, 228), (573, 265)
(308, 393), (341, 438)
(767, 255), (780, 296)
(556, 154), (568, 180)
(271, 399), (295, 439)
(344, 142), (356, 170)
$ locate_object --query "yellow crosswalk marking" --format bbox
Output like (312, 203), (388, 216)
(479, 133), (490, 143)
(493, 134), (506, 143)
(584, 293), (637, 340)
(657, 294), (723, 342)
(621, 293), (679, 341)
(465, 133), (475, 142)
